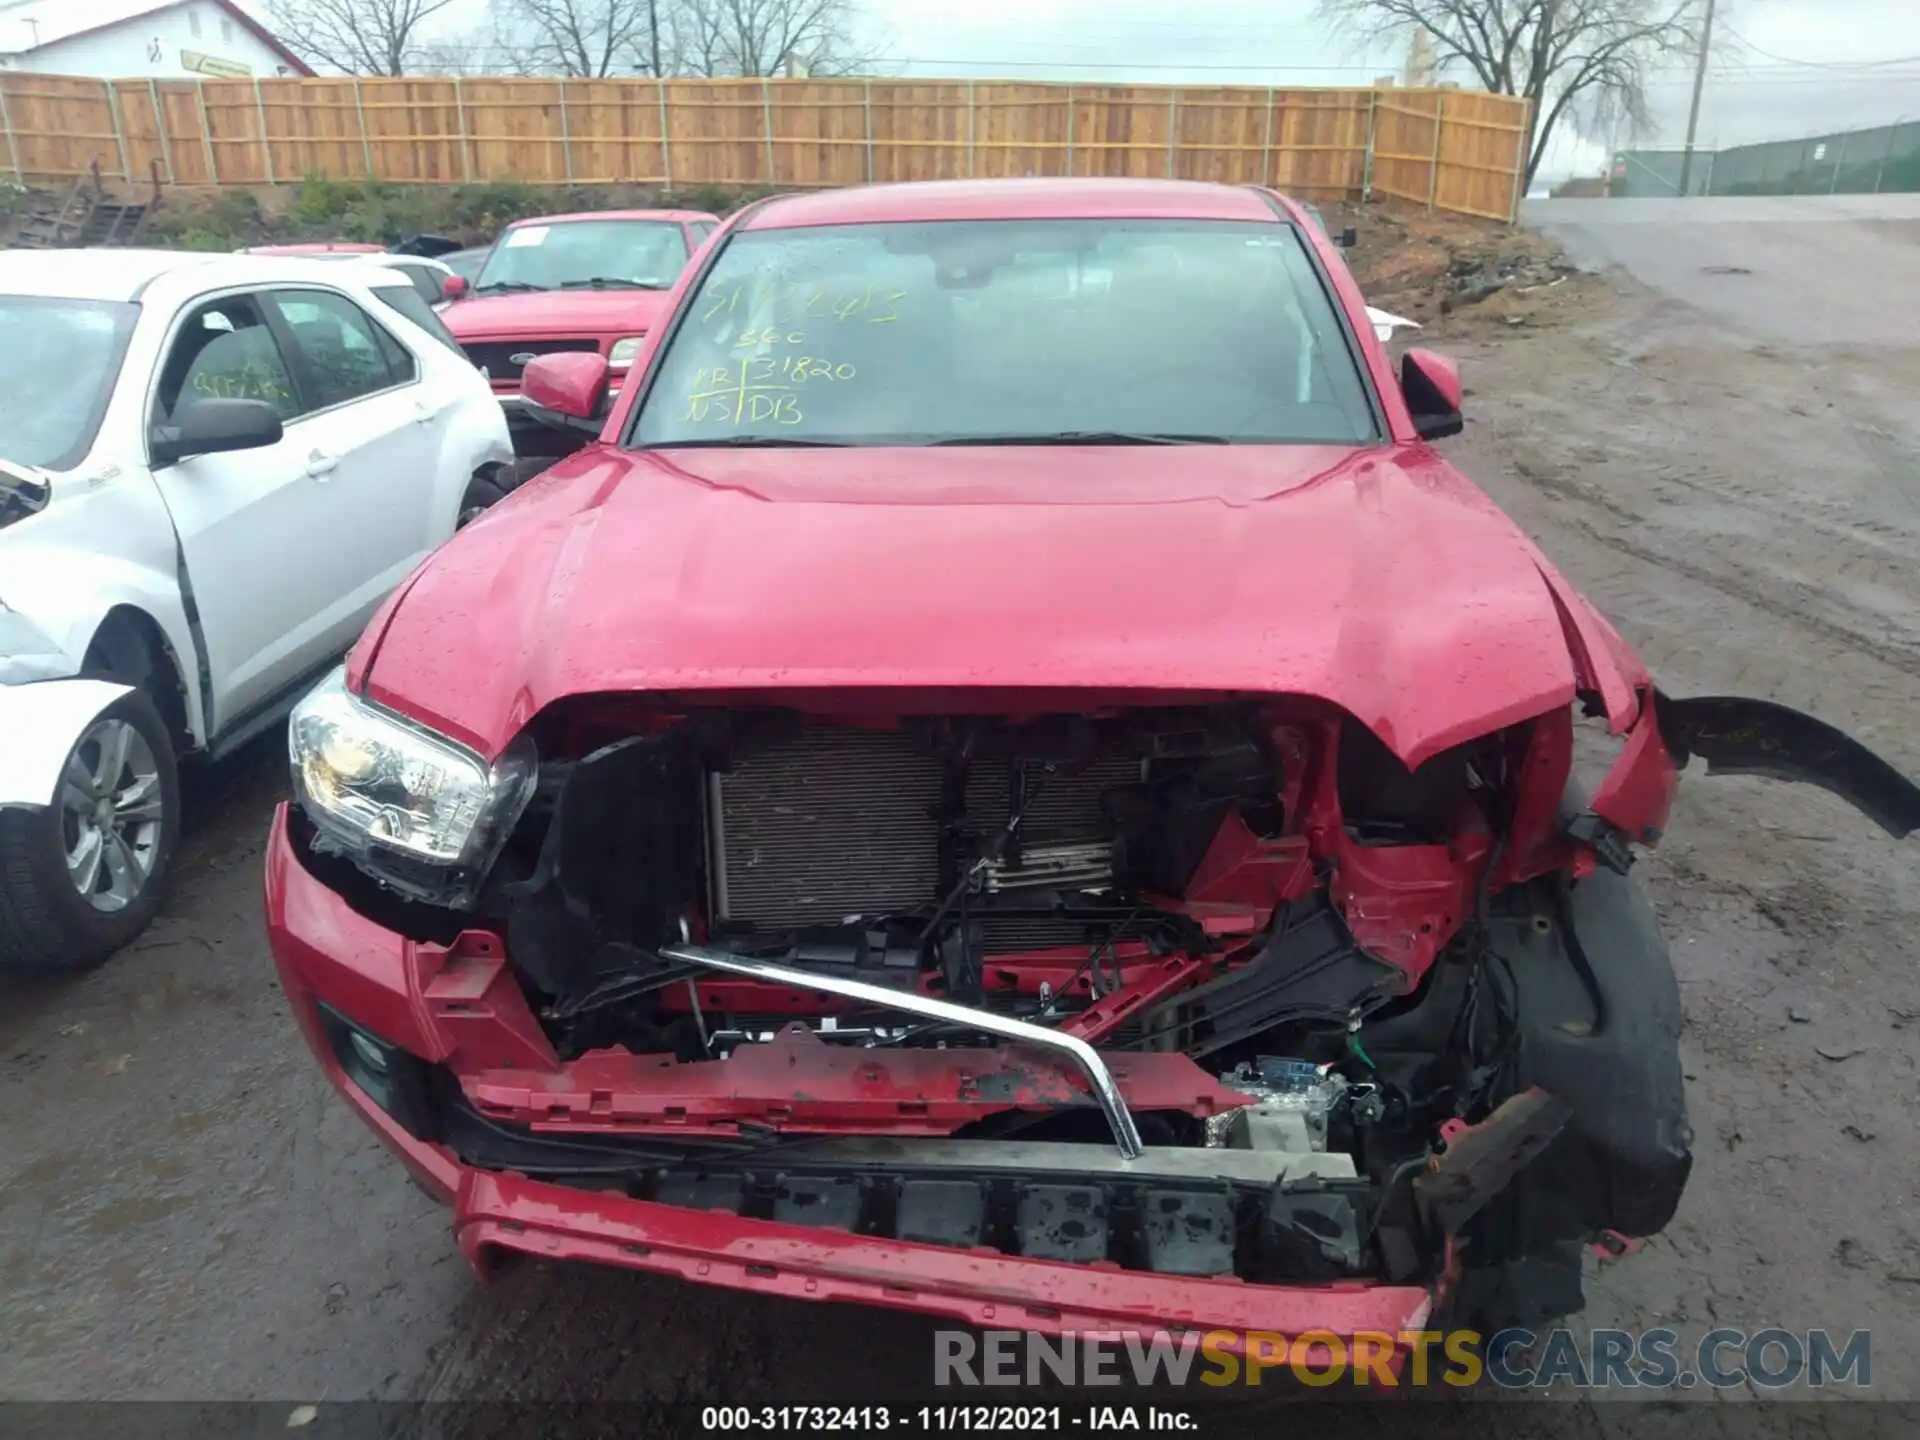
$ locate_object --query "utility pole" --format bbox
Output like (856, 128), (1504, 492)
(648, 0), (662, 80)
(1677, 0), (1718, 196)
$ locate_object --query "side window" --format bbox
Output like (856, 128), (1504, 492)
(267, 290), (413, 410)
(688, 221), (716, 249)
(370, 283), (464, 356)
(156, 293), (302, 424)
(404, 264), (445, 307)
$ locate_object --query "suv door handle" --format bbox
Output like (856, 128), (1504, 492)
(413, 398), (445, 426)
(306, 449), (338, 480)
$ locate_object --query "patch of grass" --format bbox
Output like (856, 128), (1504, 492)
(145, 178), (783, 252)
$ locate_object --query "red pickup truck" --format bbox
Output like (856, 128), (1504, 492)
(440, 208), (719, 457)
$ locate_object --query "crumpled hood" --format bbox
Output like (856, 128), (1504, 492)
(442, 289), (672, 339)
(357, 443), (1602, 766)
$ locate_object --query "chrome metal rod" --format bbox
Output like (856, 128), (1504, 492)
(660, 943), (1148, 1160)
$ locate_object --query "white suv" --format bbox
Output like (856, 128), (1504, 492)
(0, 249), (515, 971)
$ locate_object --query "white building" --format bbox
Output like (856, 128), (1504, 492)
(0, 0), (312, 80)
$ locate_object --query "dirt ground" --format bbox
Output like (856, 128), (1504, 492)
(3, 198), (1917, 1423)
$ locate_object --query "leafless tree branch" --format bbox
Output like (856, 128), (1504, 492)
(1318, 0), (1698, 183)
(273, 0), (457, 75)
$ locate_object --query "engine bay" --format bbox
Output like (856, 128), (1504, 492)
(295, 696), (1692, 1318)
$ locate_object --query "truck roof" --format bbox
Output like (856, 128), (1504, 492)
(741, 178), (1286, 230)
(506, 209), (719, 227)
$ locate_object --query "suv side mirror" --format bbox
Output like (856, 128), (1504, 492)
(151, 398), (283, 466)
(522, 352), (611, 437)
(1401, 348), (1463, 441)
(441, 273), (467, 300)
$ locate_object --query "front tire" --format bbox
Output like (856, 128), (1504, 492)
(0, 688), (180, 973)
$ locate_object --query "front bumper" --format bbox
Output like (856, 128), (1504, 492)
(264, 804), (1437, 1344)
(0, 677), (131, 808)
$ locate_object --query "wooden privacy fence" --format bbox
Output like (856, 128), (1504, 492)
(0, 73), (1532, 223)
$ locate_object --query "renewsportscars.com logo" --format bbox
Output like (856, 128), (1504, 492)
(933, 1327), (1873, 1390)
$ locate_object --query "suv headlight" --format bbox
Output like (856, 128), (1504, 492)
(607, 334), (646, 369)
(289, 668), (536, 906)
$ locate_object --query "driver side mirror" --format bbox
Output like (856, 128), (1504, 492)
(1400, 348), (1463, 442)
(150, 398), (283, 466)
(441, 273), (467, 300)
(521, 352), (611, 438)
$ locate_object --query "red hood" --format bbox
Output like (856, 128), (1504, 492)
(442, 289), (673, 339)
(357, 443), (1606, 766)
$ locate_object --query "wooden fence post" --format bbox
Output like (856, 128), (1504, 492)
(1426, 90), (1445, 211)
(1361, 88), (1378, 201)
(1259, 86), (1274, 186)
(557, 80), (573, 182)
(0, 79), (21, 185)
(960, 81), (975, 179)
(1166, 88), (1178, 178)
(193, 83), (217, 184)
(354, 79), (376, 178)
(1064, 85), (1074, 177)
(106, 83), (132, 181)
(453, 78), (472, 181)
(656, 80), (672, 189)
(864, 78), (874, 183)
(1507, 96), (1531, 222)
(761, 78), (775, 181)
(146, 80), (176, 184)
(253, 77), (274, 184)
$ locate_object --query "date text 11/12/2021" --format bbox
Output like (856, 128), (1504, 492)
(699, 1406), (1196, 1432)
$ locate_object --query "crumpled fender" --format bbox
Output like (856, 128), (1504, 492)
(1658, 693), (1920, 839)
(0, 679), (132, 809)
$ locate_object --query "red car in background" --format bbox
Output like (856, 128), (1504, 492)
(266, 179), (1920, 1355)
(438, 209), (719, 458)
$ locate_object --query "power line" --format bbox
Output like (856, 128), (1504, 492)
(1719, 23), (1920, 71)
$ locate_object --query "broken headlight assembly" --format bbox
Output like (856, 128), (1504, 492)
(288, 667), (536, 907)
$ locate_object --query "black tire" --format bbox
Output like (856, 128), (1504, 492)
(0, 688), (181, 973)
(456, 473), (509, 529)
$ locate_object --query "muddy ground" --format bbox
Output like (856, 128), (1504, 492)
(3, 198), (1917, 1425)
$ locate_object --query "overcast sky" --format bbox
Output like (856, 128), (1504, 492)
(861, 0), (1920, 180)
(277, 0), (1920, 182)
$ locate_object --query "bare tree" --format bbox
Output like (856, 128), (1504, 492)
(487, 0), (668, 77)
(673, 0), (875, 78)
(1318, 0), (1698, 184)
(273, 0), (457, 75)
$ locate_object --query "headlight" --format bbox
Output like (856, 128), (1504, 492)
(607, 335), (646, 368)
(289, 668), (536, 906)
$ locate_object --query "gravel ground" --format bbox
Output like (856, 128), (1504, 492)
(3, 198), (1916, 1422)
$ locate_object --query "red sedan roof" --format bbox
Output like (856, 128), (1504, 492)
(743, 178), (1282, 230)
(506, 209), (719, 227)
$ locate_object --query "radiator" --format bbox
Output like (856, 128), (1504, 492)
(709, 726), (1139, 933)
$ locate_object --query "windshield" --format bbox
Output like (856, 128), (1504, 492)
(474, 220), (688, 293)
(0, 296), (137, 470)
(630, 219), (1379, 448)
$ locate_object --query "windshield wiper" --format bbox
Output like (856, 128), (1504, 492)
(928, 431), (1231, 446)
(559, 277), (670, 290)
(646, 435), (853, 448)
(473, 280), (545, 294)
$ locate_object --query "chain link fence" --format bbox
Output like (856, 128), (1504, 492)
(1610, 118), (1918, 198)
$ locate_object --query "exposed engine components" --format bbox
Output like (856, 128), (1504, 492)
(1207, 1056), (1350, 1152)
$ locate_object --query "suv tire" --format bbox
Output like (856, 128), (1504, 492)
(0, 688), (180, 973)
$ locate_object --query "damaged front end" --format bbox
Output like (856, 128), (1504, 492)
(272, 682), (1709, 1333)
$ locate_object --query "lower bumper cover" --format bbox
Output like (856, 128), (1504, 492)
(265, 804), (1436, 1343)
(455, 1167), (1433, 1341)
